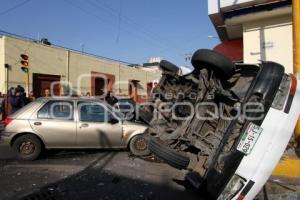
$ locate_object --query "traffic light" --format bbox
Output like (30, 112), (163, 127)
(20, 54), (29, 73)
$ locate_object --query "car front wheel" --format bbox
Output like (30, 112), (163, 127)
(129, 135), (150, 156)
(12, 134), (42, 161)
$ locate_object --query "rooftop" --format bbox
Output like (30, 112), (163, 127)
(0, 30), (133, 66)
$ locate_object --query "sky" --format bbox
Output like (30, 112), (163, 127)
(0, 0), (219, 67)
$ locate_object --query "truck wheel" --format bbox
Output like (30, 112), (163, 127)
(129, 135), (151, 156)
(160, 60), (180, 73)
(12, 134), (42, 161)
(149, 137), (190, 169)
(191, 49), (235, 80)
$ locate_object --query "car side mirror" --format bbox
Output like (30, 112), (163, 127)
(109, 117), (119, 124)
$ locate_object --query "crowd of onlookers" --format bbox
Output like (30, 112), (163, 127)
(0, 86), (120, 121)
(0, 85), (41, 120)
(0, 86), (32, 120)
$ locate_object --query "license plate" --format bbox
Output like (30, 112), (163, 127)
(237, 122), (263, 155)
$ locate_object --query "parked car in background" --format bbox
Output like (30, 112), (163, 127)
(0, 97), (150, 160)
(140, 49), (300, 200)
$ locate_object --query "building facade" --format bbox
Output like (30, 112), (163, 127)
(208, 0), (293, 72)
(0, 35), (160, 102)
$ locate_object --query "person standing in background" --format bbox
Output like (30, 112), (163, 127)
(10, 90), (26, 114)
(44, 88), (51, 97)
(105, 91), (118, 106)
(28, 91), (36, 102)
(0, 92), (5, 120)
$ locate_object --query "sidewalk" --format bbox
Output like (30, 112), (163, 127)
(265, 179), (300, 200)
(268, 148), (300, 199)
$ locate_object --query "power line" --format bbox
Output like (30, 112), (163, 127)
(85, 0), (168, 49)
(85, 0), (190, 63)
(0, 0), (33, 16)
(116, 0), (123, 43)
(63, 0), (169, 50)
(88, 0), (178, 50)
(88, 0), (207, 65)
(64, 0), (193, 63)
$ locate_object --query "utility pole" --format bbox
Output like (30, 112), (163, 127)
(4, 64), (10, 116)
(80, 43), (85, 54)
(184, 53), (192, 66)
(270, 0), (300, 180)
(293, 0), (300, 148)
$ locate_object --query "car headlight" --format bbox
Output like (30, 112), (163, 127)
(218, 175), (246, 200)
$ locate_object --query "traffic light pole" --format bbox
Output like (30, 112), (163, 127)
(4, 64), (10, 117)
(25, 69), (29, 96)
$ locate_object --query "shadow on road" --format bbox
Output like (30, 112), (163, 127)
(18, 151), (199, 200)
(1, 131), (200, 200)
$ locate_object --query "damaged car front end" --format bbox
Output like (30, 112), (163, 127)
(139, 49), (300, 199)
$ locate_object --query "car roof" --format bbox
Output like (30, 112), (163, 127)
(37, 96), (104, 102)
(36, 97), (114, 109)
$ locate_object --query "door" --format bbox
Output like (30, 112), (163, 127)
(33, 73), (60, 97)
(76, 101), (123, 148)
(128, 80), (138, 102)
(146, 82), (153, 99)
(30, 100), (76, 147)
(91, 71), (115, 97)
(94, 77), (105, 96)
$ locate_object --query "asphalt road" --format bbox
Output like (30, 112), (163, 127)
(0, 144), (13, 159)
(0, 145), (199, 200)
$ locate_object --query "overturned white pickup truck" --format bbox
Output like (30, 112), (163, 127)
(139, 49), (300, 200)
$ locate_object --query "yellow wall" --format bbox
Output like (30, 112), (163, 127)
(243, 15), (293, 73)
(4, 36), (68, 92)
(68, 51), (121, 94)
(2, 36), (161, 97)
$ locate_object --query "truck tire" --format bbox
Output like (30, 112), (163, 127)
(160, 60), (180, 73)
(191, 49), (235, 80)
(149, 137), (190, 169)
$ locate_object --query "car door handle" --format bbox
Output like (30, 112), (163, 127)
(80, 123), (89, 128)
(34, 122), (42, 126)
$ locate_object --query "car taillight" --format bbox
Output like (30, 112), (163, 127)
(284, 75), (298, 113)
(289, 75), (297, 96)
(3, 118), (13, 128)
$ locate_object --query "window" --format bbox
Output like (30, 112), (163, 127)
(37, 101), (74, 120)
(78, 102), (109, 122)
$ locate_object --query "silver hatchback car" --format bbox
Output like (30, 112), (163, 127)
(0, 97), (150, 160)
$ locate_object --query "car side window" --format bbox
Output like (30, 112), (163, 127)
(37, 101), (74, 120)
(78, 102), (108, 122)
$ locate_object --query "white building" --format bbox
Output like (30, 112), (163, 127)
(208, 0), (293, 72)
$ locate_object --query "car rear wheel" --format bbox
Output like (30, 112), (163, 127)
(149, 137), (190, 169)
(129, 135), (150, 156)
(12, 134), (42, 161)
